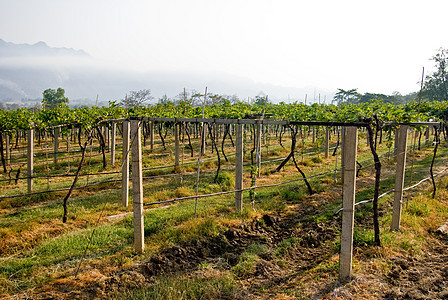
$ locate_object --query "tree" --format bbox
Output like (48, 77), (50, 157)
(158, 94), (172, 104)
(120, 89), (153, 108)
(424, 48), (448, 101)
(359, 92), (395, 104)
(332, 88), (361, 105)
(42, 88), (69, 110)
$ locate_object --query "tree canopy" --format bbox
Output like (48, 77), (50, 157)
(120, 89), (153, 108)
(333, 88), (361, 104)
(424, 48), (448, 101)
(42, 88), (69, 110)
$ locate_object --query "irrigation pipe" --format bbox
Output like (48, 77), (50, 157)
(0, 136), (392, 200)
(143, 169), (338, 207)
(333, 166), (448, 215)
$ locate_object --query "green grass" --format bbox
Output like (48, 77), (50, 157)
(115, 271), (236, 300)
(232, 243), (269, 278)
(0, 221), (133, 293)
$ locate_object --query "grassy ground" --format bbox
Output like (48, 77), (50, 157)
(0, 127), (447, 299)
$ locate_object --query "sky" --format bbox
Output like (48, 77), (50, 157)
(1, 0), (448, 99)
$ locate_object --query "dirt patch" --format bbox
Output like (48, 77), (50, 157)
(383, 238), (448, 300)
(29, 208), (340, 299)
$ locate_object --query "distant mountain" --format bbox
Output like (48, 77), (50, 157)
(0, 39), (332, 107)
(0, 38), (89, 58)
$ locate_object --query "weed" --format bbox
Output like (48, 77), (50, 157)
(274, 237), (301, 256)
(280, 187), (304, 203)
(232, 243), (268, 278)
(311, 156), (323, 164)
(116, 272), (236, 300)
(353, 227), (375, 248)
(215, 171), (234, 190)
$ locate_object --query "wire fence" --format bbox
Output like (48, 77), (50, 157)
(0, 123), (440, 206)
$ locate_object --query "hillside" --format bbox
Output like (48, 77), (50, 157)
(0, 39), (332, 106)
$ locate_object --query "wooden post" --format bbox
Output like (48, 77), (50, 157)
(339, 126), (358, 284)
(27, 128), (34, 193)
(5, 133), (10, 165)
(150, 121), (154, 151)
(174, 122), (180, 167)
(391, 125), (409, 231)
(235, 123), (243, 213)
(122, 121), (130, 207)
(111, 122), (116, 166)
(325, 127), (330, 159)
(425, 126), (430, 147)
(131, 119), (144, 254)
(54, 127), (59, 164)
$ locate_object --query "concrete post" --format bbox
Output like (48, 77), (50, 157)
(27, 128), (34, 193)
(5, 134), (10, 165)
(122, 121), (130, 207)
(54, 127), (59, 164)
(106, 124), (111, 151)
(340, 127), (346, 183)
(174, 122), (180, 167)
(150, 121), (154, 151)
(339, 126), (358, 283)
(235, 123), (243, 213)
(325, 127), (330, 159)
(202, 124), (207, 155)
(391, 125), (409, 231)
(255, 121), (262, 177)
(66, 129), (70, 153)
(111, 122), (116, 166)
(312, 126), (316, 144)
(131, 119), (144, 254)
(394, 128), (399, 157)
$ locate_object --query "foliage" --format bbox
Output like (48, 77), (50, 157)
(120, 89), (154, 108)
(424, 48), (448, 101)
(0, 99), (448, 135)
(42, 88), (69, 110)
(333, 88), (361, 104)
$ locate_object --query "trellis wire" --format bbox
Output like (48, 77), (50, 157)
(0, 130), (395, 199)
